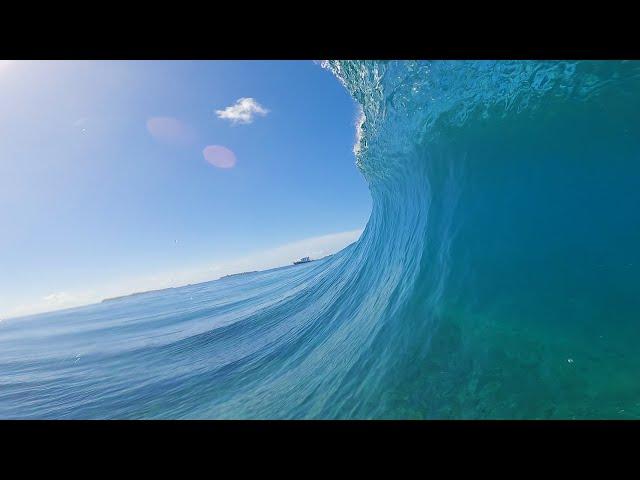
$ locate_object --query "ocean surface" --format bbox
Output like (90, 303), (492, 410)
(2, 60), (640, 419)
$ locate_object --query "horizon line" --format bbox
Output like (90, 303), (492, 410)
(0, 228), (364, 322)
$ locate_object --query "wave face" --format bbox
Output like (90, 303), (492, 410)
(2, 60), (640, 418)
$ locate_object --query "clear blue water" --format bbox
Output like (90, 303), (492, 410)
(2, 60), (640, 418)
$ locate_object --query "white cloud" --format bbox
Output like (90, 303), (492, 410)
(1, 290), (99, 321)
(215, 98), (269, 125)
(43, 292), (76, 304)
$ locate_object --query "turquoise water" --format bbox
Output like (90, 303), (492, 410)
(2, 60), (640, 418)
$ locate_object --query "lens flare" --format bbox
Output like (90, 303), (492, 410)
(203, 145), (236, 169)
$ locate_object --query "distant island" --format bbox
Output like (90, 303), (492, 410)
(101, 271), (260, 303)
(100, 257), (331, 304)
(219, 271), (258, 279)
(101, 286), (177, 303)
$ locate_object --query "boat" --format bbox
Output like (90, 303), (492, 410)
(293, 256), (313, 265)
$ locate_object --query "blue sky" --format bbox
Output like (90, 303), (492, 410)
(0, 61), (371, 318)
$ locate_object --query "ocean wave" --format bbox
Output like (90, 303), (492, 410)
(1, 60), (640, 418)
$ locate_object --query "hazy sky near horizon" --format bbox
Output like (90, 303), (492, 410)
(0, 61), (371, 318)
